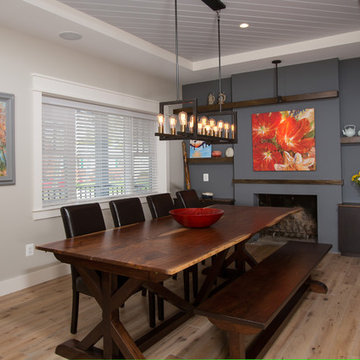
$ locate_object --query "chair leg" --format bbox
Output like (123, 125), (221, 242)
(183, 269), (190, 302)
(148, 291), (156, 328)
(157, 296), (165, 321)
(71, 290), (79, 334)
(141, 288), (147, 296)
(192, 264), (198, 299)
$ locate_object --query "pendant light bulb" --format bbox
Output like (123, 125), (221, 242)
(179, 111), (188, 132)
(157, 113), (165, 133)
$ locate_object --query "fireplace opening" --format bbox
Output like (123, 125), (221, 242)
(257, 194), (317, 243)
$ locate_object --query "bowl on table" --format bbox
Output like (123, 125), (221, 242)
(169, 208), (224, 228)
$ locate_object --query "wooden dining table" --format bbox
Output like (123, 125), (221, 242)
(36, 204), (300, 359)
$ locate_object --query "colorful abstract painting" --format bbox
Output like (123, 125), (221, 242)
(189, 140), (212, 158)
(252, 108), (315, 171)
(0, 101), (7, 176)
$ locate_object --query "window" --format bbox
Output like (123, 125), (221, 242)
(42, 96), (158, 207)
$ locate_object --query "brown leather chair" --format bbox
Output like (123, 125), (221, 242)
(146, 193), (174, 218)
(109, 197), (145, 227)
(61, 203), (109, 334)
(61, 202), (154, 333)
(176, 189), (203, 208)
(109, 197), (162, 327)
(146, 193), (198, 302)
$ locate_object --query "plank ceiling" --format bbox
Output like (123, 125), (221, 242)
(57, 0), (360, 61)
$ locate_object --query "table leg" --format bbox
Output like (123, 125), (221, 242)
(194, 249), (229, 306)
(55, 265), (145, 359)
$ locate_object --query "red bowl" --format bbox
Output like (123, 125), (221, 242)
(169, 208), (224, 228)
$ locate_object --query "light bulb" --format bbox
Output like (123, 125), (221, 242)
(197, 122), (203, 135)
(189, 115), (195, 133)
(205, 124), (211, 136)
(170, 116), (177, 135)
(200, 116), (208, 127)
(217, 120), (224, 137)
(231, 124), (235, 139)
(209, 118), (216, 136)
(157, 113), (164, 133)
(224, 122), (230, 138)
(178, 111), (187, 132)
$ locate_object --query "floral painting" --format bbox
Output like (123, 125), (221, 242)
(252, 108), (315, 171)
(0, 101), (7, 176)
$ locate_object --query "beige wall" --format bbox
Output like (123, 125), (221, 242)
(0, 25), (181, 286)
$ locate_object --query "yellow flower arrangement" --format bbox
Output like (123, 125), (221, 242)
(352, 171), (360, 185)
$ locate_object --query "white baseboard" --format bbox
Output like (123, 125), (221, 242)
(0, 262), (70, 297)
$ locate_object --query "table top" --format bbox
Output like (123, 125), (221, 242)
(37, 205), (299, 276)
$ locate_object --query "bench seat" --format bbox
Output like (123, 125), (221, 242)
(195, 241), (331, 359)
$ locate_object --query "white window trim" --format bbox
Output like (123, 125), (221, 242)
(32, 74), (169, 220)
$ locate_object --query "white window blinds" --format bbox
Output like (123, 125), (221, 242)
(42, 96), (158, 207)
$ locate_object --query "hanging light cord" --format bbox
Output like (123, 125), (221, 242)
(175, 0), (180, 100)
(217, 10), (222, 112)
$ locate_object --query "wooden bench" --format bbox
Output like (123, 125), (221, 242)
(195, 241), (332, 359)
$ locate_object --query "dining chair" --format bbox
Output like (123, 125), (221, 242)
(109, 197), (145, 227)
(146, 193), (198, 302)
(176, 189), (203, 208)
(109, 197), (163, 327)
(60, 203), (108, 334)
(60, 202), (154, 333)
(146, 193), (175, 218)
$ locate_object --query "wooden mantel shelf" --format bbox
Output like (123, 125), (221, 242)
(233, 179), (343, 185)
(175, 90), (339, 114)
(188, 157), (233, 164)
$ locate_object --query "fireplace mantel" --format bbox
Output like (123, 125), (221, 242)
(233, 179), (343, 185)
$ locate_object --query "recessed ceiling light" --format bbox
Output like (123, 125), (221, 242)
(59, 31), (82, 41)
(239, 23), (249, 29)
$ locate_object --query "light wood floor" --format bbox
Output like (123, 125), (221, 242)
(1, 241), (360, 359)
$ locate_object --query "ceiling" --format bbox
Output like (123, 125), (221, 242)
(1, 0), (360, 83)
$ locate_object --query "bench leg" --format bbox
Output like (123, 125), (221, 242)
(228, 332), (246, 359)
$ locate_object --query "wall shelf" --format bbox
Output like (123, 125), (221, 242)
(176, 90), (339, 114)
(341, 136), (360, 144)
(233, 179), (343, 185)
(188, 157), (233, 164)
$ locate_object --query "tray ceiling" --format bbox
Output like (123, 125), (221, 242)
(57, 0), (360, 62)
(0, 0), (359, 82)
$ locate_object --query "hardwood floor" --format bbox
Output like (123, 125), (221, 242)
(1, 241), (359, 359)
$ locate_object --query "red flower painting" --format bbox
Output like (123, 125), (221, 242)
(252, 109), (315, 171)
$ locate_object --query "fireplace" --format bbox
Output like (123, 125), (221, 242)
(257, 194), (317, 242)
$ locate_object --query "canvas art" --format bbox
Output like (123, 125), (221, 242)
(0, 93), (15, 185)
(189, 140), (212, 158)
(252, 108), (315, 171)
(0, 101), (6, 176)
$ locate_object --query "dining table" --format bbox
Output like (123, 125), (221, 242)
(36, 204), (300, 359)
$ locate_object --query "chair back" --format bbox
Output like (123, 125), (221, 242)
(109, 198), (145, 227)
(146, 193), (174, 219)
(60, 203), (106, 238)
(176, 189), (202, 208)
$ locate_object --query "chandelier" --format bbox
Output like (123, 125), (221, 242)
(155, 0), (237, 144)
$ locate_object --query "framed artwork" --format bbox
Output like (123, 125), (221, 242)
(252, 108), (315, 171)
(189, 140), (212, 158)
(0, 93), (15, 185)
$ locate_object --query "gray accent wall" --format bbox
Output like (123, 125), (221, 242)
(182, 58), (360, 252)
(340, 58), (360, 203)
(183, 78), (235, 200)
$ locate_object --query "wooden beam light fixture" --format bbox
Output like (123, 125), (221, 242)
(155, 0), (237, 144)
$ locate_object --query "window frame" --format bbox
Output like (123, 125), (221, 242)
(32, 74), (169, 220)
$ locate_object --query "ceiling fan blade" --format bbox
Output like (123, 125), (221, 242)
(201, 0), (226, 11)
